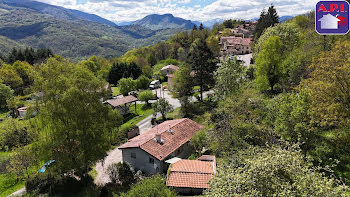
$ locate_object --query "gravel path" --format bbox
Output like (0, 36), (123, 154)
(94, 146), (123, 186)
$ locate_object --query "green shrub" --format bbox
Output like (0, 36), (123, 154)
(136, 75), (150, 90)
(120, 175), (177, 197)
(138, 90), (154, 104)
(107, 162), (134, 186)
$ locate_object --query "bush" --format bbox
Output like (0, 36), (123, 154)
(107, 162), (134, 186)
(112, 125), (138, 146)
(136, 75), (150, 90)
(0, 119), (34, 151)
(118, 78), (136, 96)
(26, 172), (62, 195)
(26, 172), (87, 195)
(120, 175), (177, 197)
(138, 90), (154, 104)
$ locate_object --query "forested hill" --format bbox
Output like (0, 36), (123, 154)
(0, 0), (186, 61)
(0, 0), (118, 27)
(132, 14), (196, 30)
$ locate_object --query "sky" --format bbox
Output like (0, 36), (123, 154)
(35, 0), (319, 23)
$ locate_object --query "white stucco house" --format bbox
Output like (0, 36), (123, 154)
(118, 118), (204, 175)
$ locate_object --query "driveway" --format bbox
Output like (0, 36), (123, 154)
(94, 147), (123, 186)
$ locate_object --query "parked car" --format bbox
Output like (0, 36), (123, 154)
(149, 80), (161, 89)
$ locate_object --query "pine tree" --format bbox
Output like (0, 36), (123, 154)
(199, 23), (204, 30)
(187, 38), (217, 101)
(254, 5), (279, 40)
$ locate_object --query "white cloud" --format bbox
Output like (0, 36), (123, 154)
(34, 0), (319, 23)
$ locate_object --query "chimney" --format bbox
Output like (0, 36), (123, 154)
(155, 133), (163, 144)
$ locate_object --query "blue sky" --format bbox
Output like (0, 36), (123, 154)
(36, 0), (318, 23)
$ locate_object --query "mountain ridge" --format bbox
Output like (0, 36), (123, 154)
(132, 13), (196, 30)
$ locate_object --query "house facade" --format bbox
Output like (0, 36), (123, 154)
(220, 37), (252, 56)
(118, 118), (204, 175)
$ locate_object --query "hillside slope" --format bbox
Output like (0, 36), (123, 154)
(132, 14), (196, 30)
(0, 1), (185, 61)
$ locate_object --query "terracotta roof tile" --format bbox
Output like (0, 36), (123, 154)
(170, 160), (213, 174)
(166, 156), (216, 189)
(106, 96), (137, 107)
(167, 172), (213, 189)
(119, 118), (203, 160)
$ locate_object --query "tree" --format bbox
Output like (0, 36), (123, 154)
(206, 145), (349, 196)
(8, 146), (36, 182)
(214, 57), (246, 100)
(0, 65), (23, 91)
(0, 83), (13, 108)
(153, 98), (173, 121)
(199, 23), (204, 30)
(107, 162), (134, 186)
(254, 22), (301, 60)
(254, 5), (279, 39)
(138, 90), (154, 105)
(299, 41), (350, 128)
(107, 62), (142, 86)
(33, 57), (123, 179)
(187, 38), (217, 101)
(0, 119), (34, 151)
(118, 78), (136, 96)
(120, 175), (178, 197)
(255, 36), (283, 91)
(173, 64), (193, 116)
(142, 65), (153, 78)
(274, 92), (314, 155)
(136, 75), (150, 90)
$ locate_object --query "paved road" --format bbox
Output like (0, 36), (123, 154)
(7, 187), (26, 197)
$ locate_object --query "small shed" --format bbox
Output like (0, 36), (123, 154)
(17, 107), (27, 117)
(106, 96), (138, 115)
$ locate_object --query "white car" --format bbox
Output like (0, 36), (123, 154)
(149, 80), (161, 89)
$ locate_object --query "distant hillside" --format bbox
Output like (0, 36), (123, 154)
(132, 14), (196, 30)
(0, 0), (118, 27)
(0, 1), (186, 61)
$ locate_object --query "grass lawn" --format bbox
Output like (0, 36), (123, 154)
(120, 104), (154, 130)
(165, 107), (182, 120)
(0, 175), (24, 197)
(111, 86), (120, 96)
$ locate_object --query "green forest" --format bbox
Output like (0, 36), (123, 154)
(0, 4), (350, 197)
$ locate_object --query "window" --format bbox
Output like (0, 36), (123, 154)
(149, 157), (154, 164)
(131, 152), (136, 159)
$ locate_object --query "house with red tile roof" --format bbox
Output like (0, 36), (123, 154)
(220, 36), (252, 56)
(118, 118), (204, 175)
(161, 65), (179, 76)
(166, 155), (216, 194)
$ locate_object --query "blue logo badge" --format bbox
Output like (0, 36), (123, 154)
(316, 0), (350, 35)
